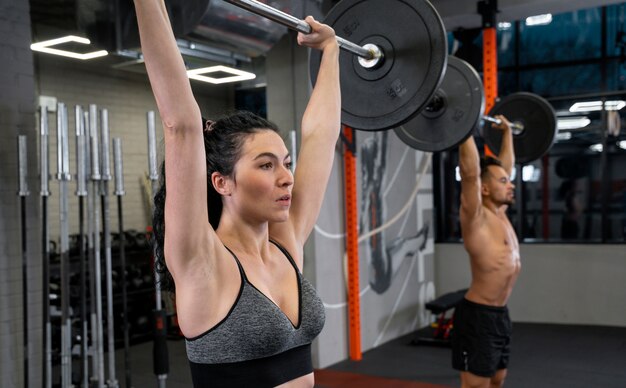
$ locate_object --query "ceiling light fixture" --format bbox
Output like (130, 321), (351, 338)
(30, 35), (108, 60)
(570, 100), (626, 112)
(525, 14), (553, 26)
(618, 141), (626, 150)
(589, 143), (603, 152)
(557, 116), (591, 130)
(187, 65), (256, 84)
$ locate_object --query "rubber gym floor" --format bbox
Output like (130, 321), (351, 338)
(115, 322), (626, 387)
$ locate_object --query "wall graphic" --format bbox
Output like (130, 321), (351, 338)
(360, 131), (430, 294)
(310, 131), (436, 368)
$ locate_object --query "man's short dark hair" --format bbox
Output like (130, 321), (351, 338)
(480, 157), (503, 181)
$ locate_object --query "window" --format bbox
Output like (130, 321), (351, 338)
(438, 4), (626, 243)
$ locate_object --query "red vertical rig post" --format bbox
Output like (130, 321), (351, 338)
(483, 26), (498, 158)
(342, 125), (362, 361)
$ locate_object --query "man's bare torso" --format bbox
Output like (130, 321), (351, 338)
(462, 206), (521, 306)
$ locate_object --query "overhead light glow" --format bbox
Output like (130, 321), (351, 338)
(570, 100), (626, 112)
(30, 35), (108, 60)
(522, 165), (540, 182)
(557, 116), (591, 130)
(525, 14), (553, 26)
(619, 141), (626, 150)
(187, 65), (256, 84)
(589, 143), (603, 152)
(555, 131), (572, 141)
(498, 22), (512, 29)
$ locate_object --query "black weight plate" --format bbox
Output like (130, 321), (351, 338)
(394, 56), (484, 152)
(309, 0), (447, 131)
(485, 92), (557, 165)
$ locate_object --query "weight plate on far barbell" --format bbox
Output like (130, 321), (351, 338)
(309, 0), (448, 131)
(484, 92), (557, 165)
(394, 56), (484, 152)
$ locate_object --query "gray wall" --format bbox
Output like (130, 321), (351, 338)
(311, 134), (436, 368)
(0, 1), (39, 387)
(436, 243), (626, 327)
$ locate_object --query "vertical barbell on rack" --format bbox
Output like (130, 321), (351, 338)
(113, 137), (133, 388)
(74, 105), (89, 388)
(17, 135), (30, 388)
(88, 104), (106, 388)
(147, 111), (169, 388)
(39, 105), (53, 388)
(56, 102), (73, 388)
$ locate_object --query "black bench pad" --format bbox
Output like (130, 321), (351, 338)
(425, 289), (468, 314)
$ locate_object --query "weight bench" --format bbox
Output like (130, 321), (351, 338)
(411, 288), (468, 347)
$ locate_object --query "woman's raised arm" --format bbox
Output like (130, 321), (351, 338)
(135, 0), (214, 276)
(273, 16), (341, 246)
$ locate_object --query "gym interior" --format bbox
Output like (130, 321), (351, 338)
(1, 0), (625, 387)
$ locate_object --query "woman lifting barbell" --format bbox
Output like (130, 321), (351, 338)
(133, 0), (340, 386)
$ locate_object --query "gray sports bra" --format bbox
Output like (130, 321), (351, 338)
(185, 240), (325, 387)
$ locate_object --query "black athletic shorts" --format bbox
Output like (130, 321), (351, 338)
(451, 298), (512, 377)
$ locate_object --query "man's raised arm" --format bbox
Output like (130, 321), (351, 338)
(459, 135), (483, 223)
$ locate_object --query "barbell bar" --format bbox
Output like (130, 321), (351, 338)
(482, 115), (524, 134)
(223, 0), (382, 63)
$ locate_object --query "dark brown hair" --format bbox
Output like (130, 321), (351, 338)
(152, 111), (280, 292)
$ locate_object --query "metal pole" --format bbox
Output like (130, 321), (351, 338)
(74, 105), (89, 388)
(17, 135), (30, 388)
(57, 102), (72, 387)
(84, 109), (100, 387)
(289, 130), (297, 173)
(600, 101), (610, 241)
(39, 105), (52, 388)
(89, 104), (106, 388)
(223, 0), (380, 61)
(147, 111), (169, 388)
(100, 109), (119, 388)
(113, 138), (132, 388)
(516, 164), (524, 240)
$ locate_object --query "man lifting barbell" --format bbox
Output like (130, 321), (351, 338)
(391, 55), (557, 388)
(452, 116), (520, 388)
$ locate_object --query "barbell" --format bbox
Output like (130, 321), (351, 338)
(227, 0), (448, 131)
(395, 56), (557, 163)
(225, 0), (558, 162)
